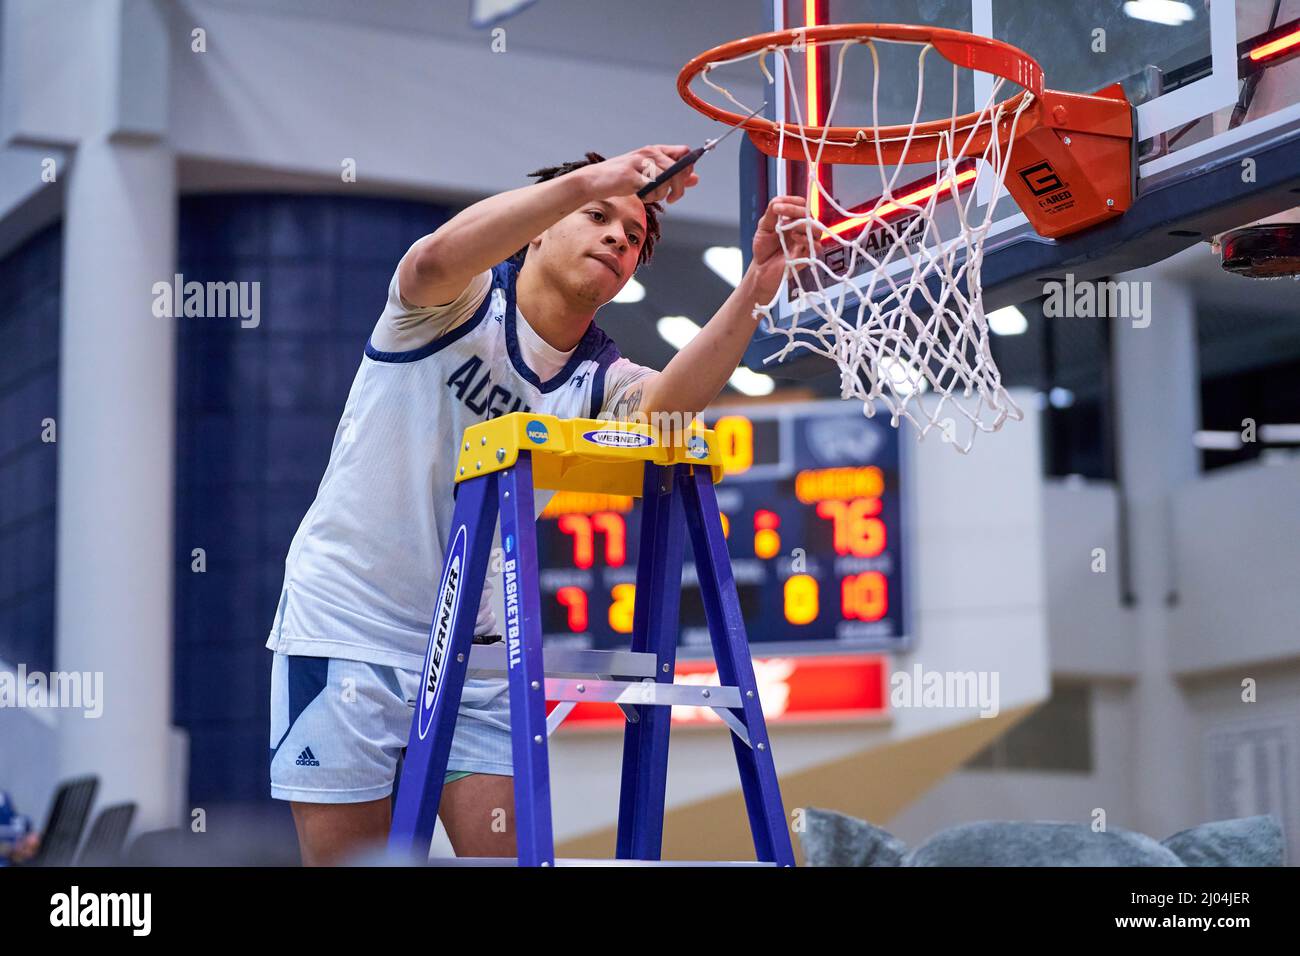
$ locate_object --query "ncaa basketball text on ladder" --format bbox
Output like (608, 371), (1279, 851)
(388, 413), (795, 867)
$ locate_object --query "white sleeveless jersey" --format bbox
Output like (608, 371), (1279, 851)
(266, 258), (640, 671)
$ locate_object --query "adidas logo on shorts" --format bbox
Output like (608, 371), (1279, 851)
(295, 747), (320, 767)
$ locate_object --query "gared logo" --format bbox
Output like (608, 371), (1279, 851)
(1018, 161), (1066, 197)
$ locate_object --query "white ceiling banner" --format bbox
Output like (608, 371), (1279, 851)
(470, 0), (539, 29)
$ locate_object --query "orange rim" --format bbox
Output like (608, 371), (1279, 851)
(677, 23), (1047, 165)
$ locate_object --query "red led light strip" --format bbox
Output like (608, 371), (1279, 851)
(805, 0), (824, 221)
(822, 167), (980, 240)
(1249, 26), (1300, 62)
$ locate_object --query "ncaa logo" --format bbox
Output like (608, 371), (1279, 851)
(687, 436), (709, 460)
(526, 420), (549, 444)
(418, 525), (467, 739)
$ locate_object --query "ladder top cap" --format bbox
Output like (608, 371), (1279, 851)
(454, 412), (724, 492)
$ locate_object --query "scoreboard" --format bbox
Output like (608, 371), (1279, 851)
(534, 400), (910, 657)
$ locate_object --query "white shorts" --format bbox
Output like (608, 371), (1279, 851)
(269, 652), (513, 804)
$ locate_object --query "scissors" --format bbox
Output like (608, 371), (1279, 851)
(637, 101), (769, 199)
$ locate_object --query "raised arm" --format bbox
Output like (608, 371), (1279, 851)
(399, 145), (697, 308)
(639, 195), (810, 416)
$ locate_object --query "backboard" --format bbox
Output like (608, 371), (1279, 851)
(737, 0), (1300, 377)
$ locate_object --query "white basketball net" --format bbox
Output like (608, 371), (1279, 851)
(701, 35), (1034, 452)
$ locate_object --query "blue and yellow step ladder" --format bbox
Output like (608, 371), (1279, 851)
(388, 413), (794, 866)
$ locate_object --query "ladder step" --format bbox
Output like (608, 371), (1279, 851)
(545, 677), (742, 709)
(467, 644), (657, 678)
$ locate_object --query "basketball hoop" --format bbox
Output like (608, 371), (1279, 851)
(677, 24), (1134, 452)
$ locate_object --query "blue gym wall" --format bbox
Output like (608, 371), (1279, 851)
(173, 194), (451, 805)
(0, 223), (60, 677)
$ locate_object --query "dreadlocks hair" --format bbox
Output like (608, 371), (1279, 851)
(512, 151), (663, 269)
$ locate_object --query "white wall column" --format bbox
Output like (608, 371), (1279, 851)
(53, 0), (179, 832)
(1112, 270), (1201, 837)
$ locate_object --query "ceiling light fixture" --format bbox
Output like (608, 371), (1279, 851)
(613, 277), (645, 303)
(1122, 0), (1194, 26)
(987, 305), (1028, 336)
(703, 246), (744, 287)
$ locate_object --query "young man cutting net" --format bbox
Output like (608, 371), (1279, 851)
(266, 144), (808, 864)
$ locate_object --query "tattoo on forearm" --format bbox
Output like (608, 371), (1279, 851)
(611, 386), (643, 421)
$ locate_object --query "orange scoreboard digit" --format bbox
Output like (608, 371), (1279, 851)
(534, 402), (910, 662)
